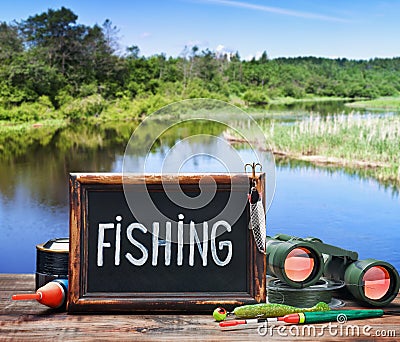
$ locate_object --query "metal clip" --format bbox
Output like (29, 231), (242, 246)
(245, 162), (262, 185)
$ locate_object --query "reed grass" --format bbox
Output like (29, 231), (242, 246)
(0, 119), (66, 133)
(346, 96), (400, 110)
(262, 114), (400, 184)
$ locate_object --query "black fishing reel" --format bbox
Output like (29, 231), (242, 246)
(36, 238), (69, 290)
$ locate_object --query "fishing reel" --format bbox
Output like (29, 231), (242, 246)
(267, 234), (400, 306)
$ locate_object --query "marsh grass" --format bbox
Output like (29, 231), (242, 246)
(0, 119), (66, 133)
(0, 119), (68, 160)
(262, 114), (400, 184)
(346, 96), (400, 110)
(268, 96), (355, 105)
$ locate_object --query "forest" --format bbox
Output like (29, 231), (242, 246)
(1, 7), (400, 122)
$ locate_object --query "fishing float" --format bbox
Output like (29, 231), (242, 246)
(219, 309), (400, 327)
(12, 279), (68, 309)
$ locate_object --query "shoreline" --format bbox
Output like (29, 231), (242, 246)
(345, 96), (400, 110)
(272, 150), (389, 169)
(225, 133), (389, 169)
(223, 132), (399, 186)
(2, 99), (399, 187)
(1, 95), (399, 132)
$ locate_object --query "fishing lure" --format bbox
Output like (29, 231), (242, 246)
(220, 309), (400, 327)
(245, 162), (266, 254)
(213, 302), (330, 322)
(233, 301), (330, 319)
(248, 185), (266, 254)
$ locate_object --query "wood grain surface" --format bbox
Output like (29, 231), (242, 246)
(1, 274), (400, 341)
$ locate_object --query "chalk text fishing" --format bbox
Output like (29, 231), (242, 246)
(97, 214), (234, 267)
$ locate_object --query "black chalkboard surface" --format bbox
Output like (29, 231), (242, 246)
(68, 173), (266, 313)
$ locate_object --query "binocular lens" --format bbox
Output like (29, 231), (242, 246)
(284, 247), (315, 282)
(344, 259), (400, 306)
(363, 266), (391, 300)
(267, 239), (323, 288)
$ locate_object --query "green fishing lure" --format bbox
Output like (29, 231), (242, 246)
(233, 301), (330, 319)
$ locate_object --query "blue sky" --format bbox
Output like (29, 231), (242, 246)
(1, 0), (399, 60)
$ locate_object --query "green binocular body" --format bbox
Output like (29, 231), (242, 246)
(266, 234), (400, 306)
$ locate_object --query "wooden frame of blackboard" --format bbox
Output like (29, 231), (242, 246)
(68, 173), (266, 313)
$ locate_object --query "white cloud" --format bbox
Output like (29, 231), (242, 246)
(215, 44), (233, 54)
(140, 32), (152, 39)
(215, 44), (236, 60)
(183, 40), (210, 49)
(255, 51), (263, 60)
(216, 44), (225, 53)
(195, 0), (349, 23)
(245, 51), (263, 61)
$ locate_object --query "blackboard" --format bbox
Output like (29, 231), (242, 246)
(68, 173), (266, 312)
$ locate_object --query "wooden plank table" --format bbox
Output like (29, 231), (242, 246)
(1, 274), (400, 341)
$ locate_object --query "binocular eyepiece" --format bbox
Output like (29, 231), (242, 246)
(325, 257), (399, 306)
(266, 234), (324, 288)
(266, 234), (400, 306)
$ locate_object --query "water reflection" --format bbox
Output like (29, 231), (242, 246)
(275, 158), (400, 197)
(254, 100), (399, 120)
(0, 123), (135, 207)
(267, 99), (355, 114)
(0, 112), (399, 273)
(268, 165), (400, 271)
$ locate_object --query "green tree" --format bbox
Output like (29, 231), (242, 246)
(19, 7), (79, 75)
(0, 22), (23, 63)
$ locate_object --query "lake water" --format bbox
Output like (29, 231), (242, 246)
(0, 101), (399, 274)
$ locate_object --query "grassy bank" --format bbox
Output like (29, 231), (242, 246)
(0, 94), (349, 124)
(268, 96), (356, 105)
(0, 94), (178, 125)
(0, 119), (68, 160)
(2, 97), (400, 187)
(260, 114), (400, 184)
(0, 119), (67, 133)
(346, 96), (400, 110)
(0, 94), (352, 130)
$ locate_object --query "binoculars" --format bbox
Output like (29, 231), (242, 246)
(266, 234), (400, 306)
